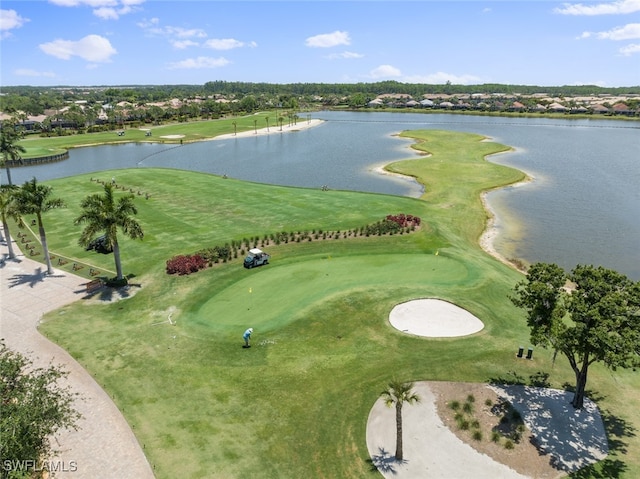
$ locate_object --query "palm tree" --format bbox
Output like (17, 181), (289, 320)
(0, 185), (24, 259)
(380, 380), (420, 461)
(74, 183), (143, 282)
(0, 122), (26, 186)
(14, 178), (66, 274)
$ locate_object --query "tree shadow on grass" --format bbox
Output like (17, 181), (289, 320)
(366, 447), (407, 474)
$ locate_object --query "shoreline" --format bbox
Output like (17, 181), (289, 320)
(479, 181), (531, 273)
(18, 118), (326, 158)
(211, 118), (325, 140)
(376, 138), (534, 274)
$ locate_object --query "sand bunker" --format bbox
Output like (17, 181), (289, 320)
(159, 134), (185, 139)
(389, 298), (484, 337)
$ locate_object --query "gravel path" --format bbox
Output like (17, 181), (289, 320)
(1, 236), (154, 479)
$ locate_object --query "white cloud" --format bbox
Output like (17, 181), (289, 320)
(39, 34), (117, 62)
(554, 0), (640, 15)
(620, 42), (640, 55)
(595, 23), (640, 39)
(140, 21), (207, 40)
(49, 0), (117, 6)
(203, 38), (255, 50)
(167, 56), (230, 70)
(137, 17), (159, 28)
(403, 72), (483, 85)
(49, 0), (143, 19)
(14, 68), (56, 78)
(305, 30), (350, 48)
(172, 39), (198, 50)
(1, 9), (29, 37)
(326, 51), (363, 59)
(370, 64), (401, 79)
(94, 7), (119, 20)
(167, 27), (207, 39)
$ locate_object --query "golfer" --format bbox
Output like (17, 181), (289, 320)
(243, 328), (253, 348)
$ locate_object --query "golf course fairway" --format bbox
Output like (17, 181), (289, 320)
(34, 130), (639, 478)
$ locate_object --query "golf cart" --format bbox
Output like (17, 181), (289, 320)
(244, 248), (270, 269)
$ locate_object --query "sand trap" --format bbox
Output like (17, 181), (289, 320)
(159, 134), (185, 139)
(389, 298), (484, 337)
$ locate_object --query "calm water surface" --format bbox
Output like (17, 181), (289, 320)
(6, 112), (639, 280)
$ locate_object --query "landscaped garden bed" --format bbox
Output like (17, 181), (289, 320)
(165, 213), (422, 275)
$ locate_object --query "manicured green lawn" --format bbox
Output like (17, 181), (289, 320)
(35, 130), (639, 478)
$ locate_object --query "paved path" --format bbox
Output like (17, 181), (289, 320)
(366, 382), (529, 479)
(1, 236), (154, 479)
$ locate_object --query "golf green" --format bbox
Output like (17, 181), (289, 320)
(189, 253), (466, 336)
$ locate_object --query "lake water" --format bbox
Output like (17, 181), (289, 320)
(6, 111), (639, 280)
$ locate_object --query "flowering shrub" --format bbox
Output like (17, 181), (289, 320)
(386, 213), (421, 227)
(166, 254), (207, 275)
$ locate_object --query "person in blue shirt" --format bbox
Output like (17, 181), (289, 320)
(243, 328), (253, 348)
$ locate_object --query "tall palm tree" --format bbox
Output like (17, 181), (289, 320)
(14, 178), (65, 274)
(0, 185), (24, 259)
(74, 183), (143, 282)
(380, 380), (420, 461)
(0, 122), (26, 186)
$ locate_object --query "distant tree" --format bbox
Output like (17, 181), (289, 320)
(240, 95), (258, 113)
(349, 92), (368, 108)
(14, 178), (65, 275)
(0, 122), (26, 186)
(75, 183), (144, 282)
(0, 342), (81, 478)
(380, 380), (420, 461)
(0, 185), (24, 259)
(511, 263), (640, 408)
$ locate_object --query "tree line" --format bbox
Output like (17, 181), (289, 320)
(2, 81), (638, 116)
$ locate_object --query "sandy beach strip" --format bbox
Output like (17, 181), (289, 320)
(212, 117), (325, 140)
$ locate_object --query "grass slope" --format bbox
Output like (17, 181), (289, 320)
(36, 130), (639, 478)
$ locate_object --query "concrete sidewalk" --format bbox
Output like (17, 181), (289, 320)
(1, 235), (154, 478)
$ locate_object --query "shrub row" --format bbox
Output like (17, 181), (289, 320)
(165, 213), (422, 275)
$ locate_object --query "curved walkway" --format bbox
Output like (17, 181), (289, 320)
(1, 236), (154, 479)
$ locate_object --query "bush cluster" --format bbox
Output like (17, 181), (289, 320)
(166, 254), (207, 275)
(385, 213), (421, 227)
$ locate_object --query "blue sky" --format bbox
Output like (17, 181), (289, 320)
(1, 0), (639, 87)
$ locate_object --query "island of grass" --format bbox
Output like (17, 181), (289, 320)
(35, 130), (639, 478)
